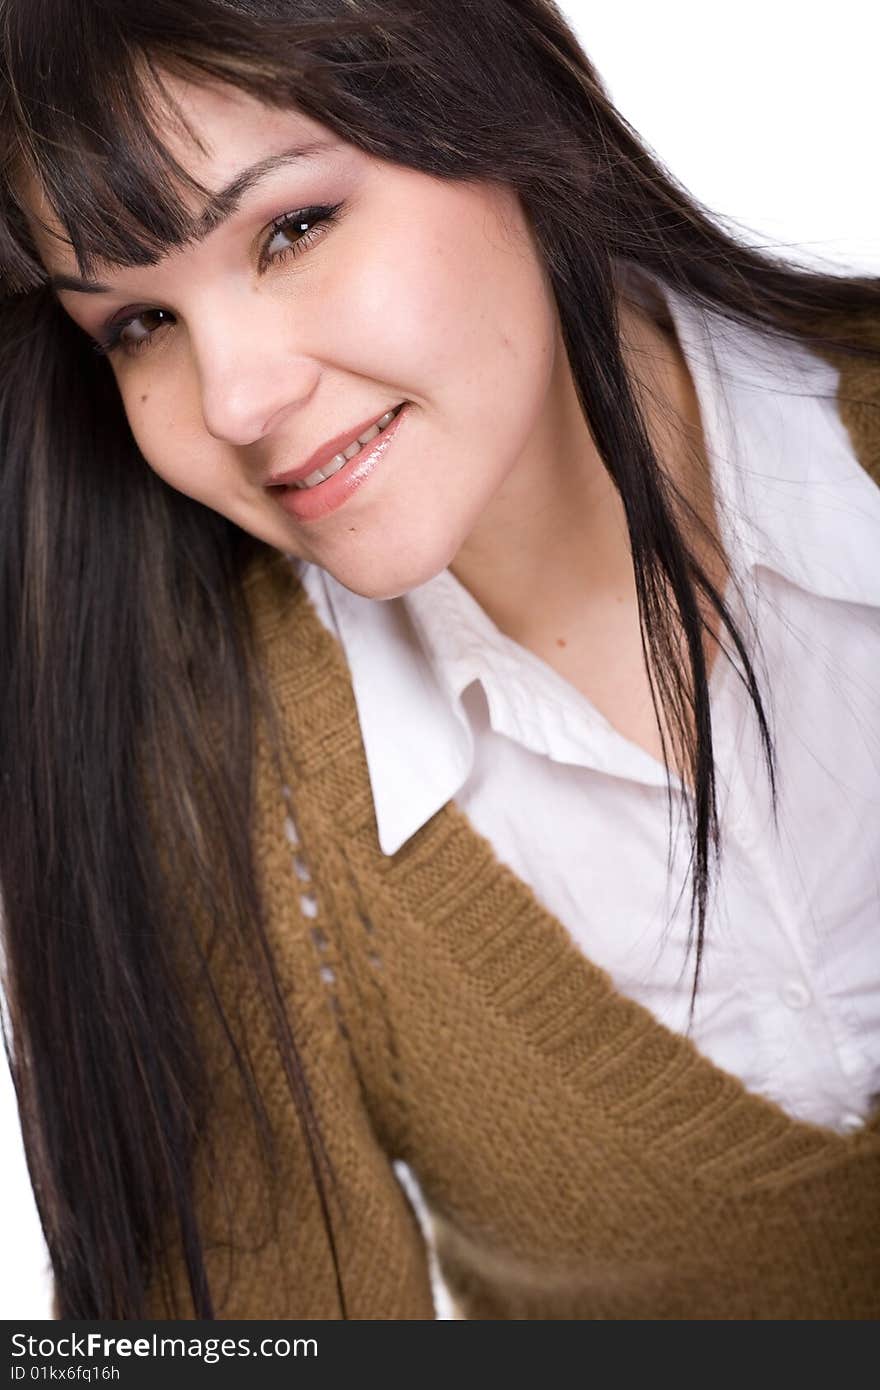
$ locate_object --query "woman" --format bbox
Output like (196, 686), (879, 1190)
(1, 0), (878, 1320)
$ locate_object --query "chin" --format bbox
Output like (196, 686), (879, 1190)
(327, 537), (460, 603)
(334, 567), (442, 604)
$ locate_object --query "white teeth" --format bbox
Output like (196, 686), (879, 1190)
(290, 404), (403, 491)
(321, 454), (347, 479)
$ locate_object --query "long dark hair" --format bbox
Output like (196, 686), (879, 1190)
(1, 0), (878, 1319)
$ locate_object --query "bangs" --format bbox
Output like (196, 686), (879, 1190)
(0, 0), (417, 293)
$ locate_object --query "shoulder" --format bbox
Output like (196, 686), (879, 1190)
(814, 320), (880, 488)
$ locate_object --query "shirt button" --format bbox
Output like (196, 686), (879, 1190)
(780, 980), (812, 1010)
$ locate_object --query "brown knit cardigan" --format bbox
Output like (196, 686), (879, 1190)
(147, 340), (880, 1320)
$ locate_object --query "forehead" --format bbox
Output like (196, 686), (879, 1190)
(146, 72), (340, 193)
(20, 72), (344, 276)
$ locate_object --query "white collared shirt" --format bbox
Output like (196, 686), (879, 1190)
(293, 280), (880, 1135)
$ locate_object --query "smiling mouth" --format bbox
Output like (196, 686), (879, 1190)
(269, 403), (406, 492)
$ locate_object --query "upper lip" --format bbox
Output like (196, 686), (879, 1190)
(265, 404), (403, 488)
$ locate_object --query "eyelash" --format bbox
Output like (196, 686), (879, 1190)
(92, 202), (343, 358)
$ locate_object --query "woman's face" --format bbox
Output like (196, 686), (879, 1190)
(32, 76), (569, 599)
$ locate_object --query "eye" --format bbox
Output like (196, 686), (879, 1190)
(258, 203), (342, 272)
(93, 307), (174, 358)
(92, 203), (343, 359)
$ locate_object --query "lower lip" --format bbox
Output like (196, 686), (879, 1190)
(269, 404), (409, 523)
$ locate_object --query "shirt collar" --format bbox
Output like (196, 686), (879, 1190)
(403, 567), (675, 787)
(661, 279), (880, 608)
(322, 553), (676, 858)
(320, 576), (474, 856)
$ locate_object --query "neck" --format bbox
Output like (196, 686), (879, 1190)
(449, 293), (720, 657)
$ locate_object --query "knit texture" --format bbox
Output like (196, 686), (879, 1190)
(147, 338), (880, 1320)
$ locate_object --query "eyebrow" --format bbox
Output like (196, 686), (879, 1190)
(49, 143), (330, 294)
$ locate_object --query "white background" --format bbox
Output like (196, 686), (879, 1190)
(2, 0), (877, 1320)
(560, 0), (878, 273)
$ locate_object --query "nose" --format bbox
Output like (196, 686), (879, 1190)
(193, 310), (322, 447)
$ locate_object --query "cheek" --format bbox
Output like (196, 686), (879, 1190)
(313, 194), (560, 597)
(119, 376), (224, 505)
(334, 181), (556, 415)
